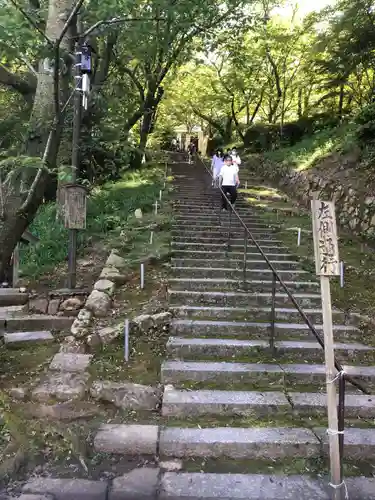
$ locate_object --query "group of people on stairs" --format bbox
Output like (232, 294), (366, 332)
(211, 148), (241, 211)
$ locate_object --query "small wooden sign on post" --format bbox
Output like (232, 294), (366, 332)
(63, 184), (87, 289)
(63, 184), (87, 229)
(311, 198), (343, 500)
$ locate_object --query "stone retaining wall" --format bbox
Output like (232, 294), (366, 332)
(255, 156), (375, 238)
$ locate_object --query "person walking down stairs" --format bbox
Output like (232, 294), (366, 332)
(211, 149), (224, 187)
(219, 154), (240, 210)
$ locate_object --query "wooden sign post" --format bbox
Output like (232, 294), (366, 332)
(64, 184), (87, 289)
(311, 199), (342, 500)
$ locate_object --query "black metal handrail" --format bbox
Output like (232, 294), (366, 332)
(197, 154), (368, 395)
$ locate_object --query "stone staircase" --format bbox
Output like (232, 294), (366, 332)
(52, 158), (375, 499)
(158, 161), (375, 498)
(0, 288), (75, 347)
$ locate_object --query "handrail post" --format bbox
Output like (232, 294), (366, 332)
(228, 203), (232, 251)
(338, 373), (345, 486)
(270, 271), (276, 354)
(243, 228), (248, 290)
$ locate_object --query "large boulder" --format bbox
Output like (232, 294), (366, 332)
(106, 251), (127, 270)
(98, 325), (121, 344)
(32, 372), (90, 402)
(60, 296), (84, 313)
(90, 380), (162, 410)
(70, 309), (93, 338)
(85, 290), (111, 317)
(100, 267), (127, 285)
(132, 311), (172, 332)
(94, 279), (115, 296)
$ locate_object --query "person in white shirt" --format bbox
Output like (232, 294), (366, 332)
(219, 155), (240, 210)
(211, 149), (224, 187)
(231, 148), (241, 167)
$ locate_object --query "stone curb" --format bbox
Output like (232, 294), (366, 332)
(29, 249), (127, 404)
(19, 471), (375, 499)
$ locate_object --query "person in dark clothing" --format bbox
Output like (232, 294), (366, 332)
(187, 141), (197, 164)
(219, 154), (240, 210)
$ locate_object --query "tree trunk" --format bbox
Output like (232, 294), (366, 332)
(338, 84), (345, 120)
(0, 0), (75, 281)
(298, 88), (302, 119)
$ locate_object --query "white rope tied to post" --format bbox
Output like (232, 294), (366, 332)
(329, 480), (349, 499)
(326, 428), (344, 436)
(328, 369), (346, 384)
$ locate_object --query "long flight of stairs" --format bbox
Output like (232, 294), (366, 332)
(86, 158), (375, 499)
(158, 159), (375, 498)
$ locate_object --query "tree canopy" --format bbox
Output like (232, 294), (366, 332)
(0, 0), (374, 277)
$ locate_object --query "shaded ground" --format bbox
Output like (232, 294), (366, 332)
(0, 163), (173, 492)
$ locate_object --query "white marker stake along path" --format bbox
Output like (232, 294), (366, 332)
(311, 199), (342, 500)
(124, 319), (129, 362)
(140, 263), (145, 289)
(154, 200), (158, 215)
(340, 261), (344, 288)
(297, 228), (301, 246)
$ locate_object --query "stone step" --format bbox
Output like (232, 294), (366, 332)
(162, 387), (375, 419)
(0, 304), (25, 314)
(172, 235), (282, 244)
(171, 258), (301, 270)
(49, 352), (92, 372)
(161, 360), (375, 389)
(160, 472), (375, 499)
(168, 290), (322, 308)
(21, 477), (108, 500)
(174, 216), (268, 224)
(171, 242), (290, 252)
(168, 278), (319, 293)
(172, 231), (278, 241)
(0, 314), (75, 332)
(94, 424), (158, 454)
(160, 426), (320, 460)
(171, 267), (310, 281)
(172, 205), (261, 213)
(0, 288), (28, 306)
(170, 319), (358, 339)
(3, 330), (54, 346)
(170, 305), (354, 325)
(172, 250), (296, 261)
(171, 222), (269, 229)
(166, 337), (373, 364)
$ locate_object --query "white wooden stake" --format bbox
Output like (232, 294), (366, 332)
(124, 319), (129, 362)
(150, 231), (154, 244)
(340, 261), (344, 288)
(311, 199), (342, 500)
(245, 181), (248, 189)
(159, 189), (162, 201)
(154, 200), (158, 215)
(321, 276), (342, 500)
(140, 263), (145, 289)
(297, 228), (301, 246)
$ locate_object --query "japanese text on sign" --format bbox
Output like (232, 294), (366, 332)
(64, 185), (87, 230)
(311, 200), (340, 276)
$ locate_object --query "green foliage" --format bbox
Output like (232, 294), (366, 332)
(263, 122), (357, 170)
(354, 103), (375, 144)
(20, 165), (165, 278)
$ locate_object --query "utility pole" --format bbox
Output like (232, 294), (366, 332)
(67, 20), (83, 289)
